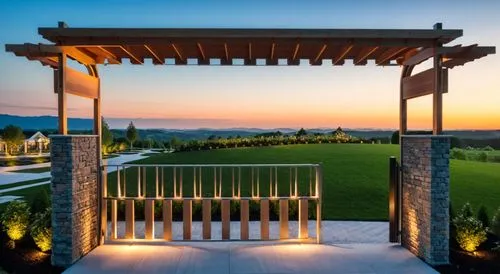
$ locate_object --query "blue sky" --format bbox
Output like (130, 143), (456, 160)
(0, 0), (498, 129)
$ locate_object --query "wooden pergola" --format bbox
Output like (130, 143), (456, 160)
(5, 22), (495, 140)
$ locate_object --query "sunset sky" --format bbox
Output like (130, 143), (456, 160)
(0, 0), (498, 129)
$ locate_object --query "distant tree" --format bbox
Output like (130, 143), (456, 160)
(126, 122), (138, 149)
(333, 127), (344, 135)
(169, 136), (182, 150)
(101, 118), (113, 154)
(391, 131), (399, 144)
(2, 125), (25, 155)
(208, 135), (217, 141)
(296, 128), (307, 137)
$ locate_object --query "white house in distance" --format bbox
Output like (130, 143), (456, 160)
(24, 131), (50, 154)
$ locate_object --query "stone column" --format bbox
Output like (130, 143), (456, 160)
(401, 135), (450, 265)
(51, 135), (99, 267)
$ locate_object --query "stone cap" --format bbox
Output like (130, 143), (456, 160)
(401, 135), (452, 138)
(49, 134), (99, 138)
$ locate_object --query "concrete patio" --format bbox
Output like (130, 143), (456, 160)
(64, 241), (437, 274)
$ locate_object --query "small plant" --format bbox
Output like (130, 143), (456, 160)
(483, 145), (495, 151)
(478, 151), (488, 162)
(30, 188), (50, 214)
(30, 207), (52, 252)
(0, 201), (31, 245)
(453, 203), (487, 252)
(492, 207), (500, 238)
(477, 205), (490, 229)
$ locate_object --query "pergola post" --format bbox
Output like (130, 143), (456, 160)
(433, 23), (444, 135)
(57, 53), (67, 135)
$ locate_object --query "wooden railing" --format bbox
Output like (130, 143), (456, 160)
(100, 164), (322, 243)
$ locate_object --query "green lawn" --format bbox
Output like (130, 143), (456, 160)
(0, 178), (50, 190)
(3, 144), (499, 221)
(9, 167), (51, 173)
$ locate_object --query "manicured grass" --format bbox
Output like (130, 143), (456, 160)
(0, 178), (50, 190)
(9, 167), (50, 173)
(104, 144), (500, 221)
(0, 183), (50, 211)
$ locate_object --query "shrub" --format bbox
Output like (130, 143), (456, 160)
(477, 205), (490, 229)
(453, 214), (487, 252)
(491, 207), (500, 238)
(30, 188), (50, 214)
(31, 207), (52, 252)
(0, 201), (31, 242)
(478, 151), (488, 162)
(459, 202), (474, 218)
(483, 146), (495, 151)
(450, 148), (467, 160)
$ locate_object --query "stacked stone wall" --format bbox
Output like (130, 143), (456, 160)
(401, 135), (449, 265)
(51, 135), (99, 267)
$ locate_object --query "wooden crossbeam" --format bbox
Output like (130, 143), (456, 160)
(333, 44), (353, 65)
(376, 47), (408, 65)
(354, 46), (379, 65)
(171, 43), (184, 61)
(270, 43), (275, 60)
(292, 43), (300, 61)
(144, 45), (164, 64)
(224, 43), (230, 62)
(312, 44), (327, 64)
(248, 43), (252, 60)
(197, 42), (206, 60)
(96, 46), (121, 64)
(119, 46), (143, 64)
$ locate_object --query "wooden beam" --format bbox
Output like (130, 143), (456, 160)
(279, 199), (289, 239)
(292, 43), (300, 61)
(270, 43), (275, 60)
(312, 44), (327, 64)
(402, 67), (448, 100)
(96, 46), (121, 64)
(119, 46), (143, 64)
(333, 44), (353, 65)
(354, 46), (379, 65)
(197, 42), (206, 60)
(221, 200), (230, 240)
(55, 66), (99, 99)
(125, 200), (134, 239)
(183, 200), (192, 240)
(145, 200), (154, 239)
(248, 43), (252, 60)
(240, 200), (249, 240)
(144, 45), (164, 64)
(57, 53), (67, 134)
(171, 43), (184, 61)
(224, 43), (230, 62)
(376, 47), (408, 65)
(298, 199), (308, 239)
(260, 200), (269, 240)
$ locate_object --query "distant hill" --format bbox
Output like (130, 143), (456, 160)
(0, 114), (498, 141)
(0, 114), (93, 130)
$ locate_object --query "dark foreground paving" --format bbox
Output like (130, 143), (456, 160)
(64, 242), (437, 274)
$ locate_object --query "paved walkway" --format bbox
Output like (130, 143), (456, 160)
(64, 242), (437, 274)
(107, 221), (388, 244)
(0, 151), (154, 203)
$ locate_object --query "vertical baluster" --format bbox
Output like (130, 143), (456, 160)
(232, 167), (235, 198)
(256, 168), (260, 197)
(145, 200), (154, 239)
(215, 167), (218, 198)
(309, 167), (312, 196)
(193, 167), (197, 198)
(180, 168), (183, 197)
(219, 167), (222, 198)
(237, 167), (240, 198)
(202, 199), (211, 239)
(269, 167), (273, 197)
(199, 167), (202, 198)
(289, 167), (292, 197)
(299, 198), (308, 239)
(251, 167), (254, 198)
(137, 166), (141, 197)
(240, 199), (249, 240)
(123, 166), (126, 197)
(274, 166), (278, 198)
(316, 165), (323, 243)
(279, 199), (289, 239)
(183, 200), (192, 240)
(174, 167), (177, 198)
(101, 166), (108, 242)
(155, 166), (159, 198)
(260, 199), (269, 240)
(125, 200), (134, 239)
(163, 200), (172, 241)
(111, 200), (117, 239)
(142, 166), (146, 198)
(161, 167), (164, 197)
(295, 167), (298, 197)
(117, 166), (121, 197)
(221, 199), (230, 240)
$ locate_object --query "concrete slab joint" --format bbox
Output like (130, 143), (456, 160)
(401, 135), (450, 265)
(50, 135), (99, 267)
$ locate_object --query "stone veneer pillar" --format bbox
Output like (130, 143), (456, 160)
(50, 135), (99, 267)
(401, 135), (450, 265)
